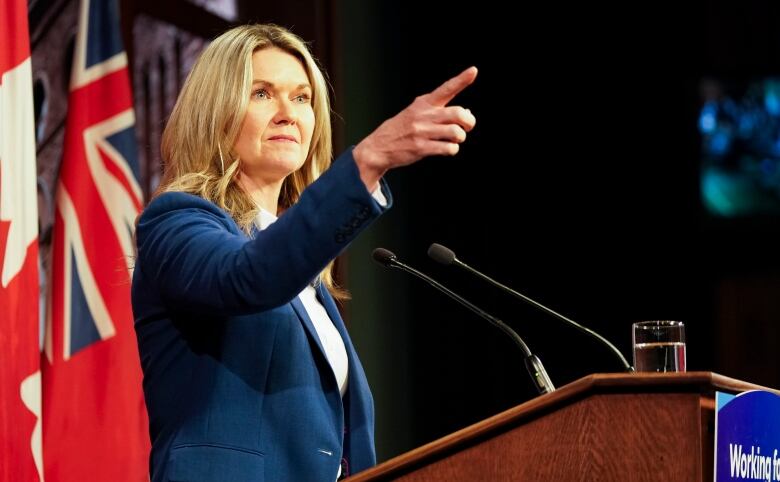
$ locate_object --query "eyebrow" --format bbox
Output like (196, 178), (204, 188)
(252, 80), (312, 90)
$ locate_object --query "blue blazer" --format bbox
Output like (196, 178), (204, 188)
(132, 151), (390, 482)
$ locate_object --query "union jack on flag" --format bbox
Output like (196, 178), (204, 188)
(42, 0), (149, 479)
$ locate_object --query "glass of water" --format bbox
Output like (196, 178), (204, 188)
(632, 320), (686, 372)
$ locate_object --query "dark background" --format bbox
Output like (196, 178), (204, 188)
(343, 0), (780, 460)
(29, 0), (780, 463)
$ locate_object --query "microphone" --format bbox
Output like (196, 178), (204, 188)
(372, 248), (555, 395)
(427, 243), (634, 372)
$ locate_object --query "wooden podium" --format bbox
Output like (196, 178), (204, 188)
(347, 372), (773, 481)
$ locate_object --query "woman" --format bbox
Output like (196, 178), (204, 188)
(132, 24), (476, 482)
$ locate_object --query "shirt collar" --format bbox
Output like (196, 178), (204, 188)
(254, 207), (278, 231)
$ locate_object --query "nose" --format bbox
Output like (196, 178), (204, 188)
(273, 98), (297, 126)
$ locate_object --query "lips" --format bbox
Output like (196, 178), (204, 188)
(268, 135), (298, 143)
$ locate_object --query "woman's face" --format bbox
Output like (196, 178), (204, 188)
(234, 47), (315, 184)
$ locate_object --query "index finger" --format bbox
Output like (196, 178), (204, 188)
(425, 66), (478, 107)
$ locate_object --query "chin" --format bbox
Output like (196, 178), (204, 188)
(272, 160), (308, 179)
(285, 156), (308, 172)
(257, 154), (303, 169)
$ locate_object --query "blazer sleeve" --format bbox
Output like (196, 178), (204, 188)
(134, 149), (391, 316)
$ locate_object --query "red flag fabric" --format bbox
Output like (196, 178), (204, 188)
(42, 0), (149, 479)
(0, 0), (43, 480)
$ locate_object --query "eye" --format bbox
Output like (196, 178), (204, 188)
(294, 93), (311, 104)
(252, 88), (270, 100)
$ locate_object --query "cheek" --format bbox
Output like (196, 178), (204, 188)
(236, 118), (254, 152)
(237, 123), (252, 146)
(302, 112), (316, 145)
(249, 112), (272, 137)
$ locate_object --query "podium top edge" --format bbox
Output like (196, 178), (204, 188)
(576, 371), (777, 395)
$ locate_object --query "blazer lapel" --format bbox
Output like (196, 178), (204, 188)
(315, 284), (376, 471)
(315, 284), (367, 394)
(289, 295), (328, 363)
(290, 292), (345, 439)
(315, 284), (354, 356)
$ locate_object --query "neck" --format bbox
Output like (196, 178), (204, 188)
(237, 170), (283, 215)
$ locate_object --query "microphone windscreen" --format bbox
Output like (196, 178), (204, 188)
(427, 243), (456, 265)
(372, 247), (397, 266)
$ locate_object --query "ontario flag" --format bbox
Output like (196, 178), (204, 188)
(0, 0), (43, 481)
(42, 0), (149, 480)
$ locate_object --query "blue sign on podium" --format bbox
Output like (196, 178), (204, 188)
(715, 390), (780, 481)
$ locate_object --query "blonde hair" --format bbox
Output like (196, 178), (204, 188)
(157, 24), (347, 299)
